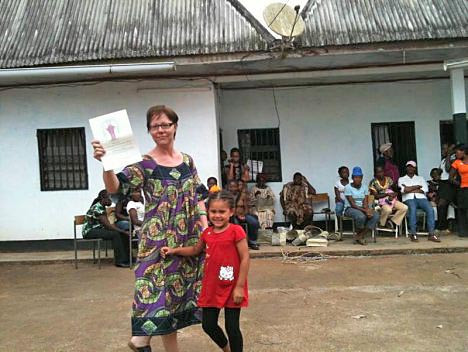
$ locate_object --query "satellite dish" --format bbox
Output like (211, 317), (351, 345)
(263, 3), (305, 38)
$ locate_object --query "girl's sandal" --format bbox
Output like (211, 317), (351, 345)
(128, 341), (152, 352)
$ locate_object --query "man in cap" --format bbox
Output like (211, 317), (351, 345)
(398, 161), (440, 242)
(376, 143), (400, 184)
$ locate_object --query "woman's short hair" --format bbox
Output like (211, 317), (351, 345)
(146, 105), (179, 131)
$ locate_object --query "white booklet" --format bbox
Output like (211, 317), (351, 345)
(89, 109), (142, 171)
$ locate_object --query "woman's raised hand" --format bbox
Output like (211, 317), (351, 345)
(91, 140), (106, 161)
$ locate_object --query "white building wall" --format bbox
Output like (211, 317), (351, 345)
(0, 81), (219, 241)
(219, 79), (468, 222)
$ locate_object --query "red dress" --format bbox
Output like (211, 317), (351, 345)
(197, 224), (249, 308)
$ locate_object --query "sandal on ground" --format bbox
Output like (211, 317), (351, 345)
(353, 238), (368, 245)
(353, 230), (368, 246)
(128, 341), (152, 352)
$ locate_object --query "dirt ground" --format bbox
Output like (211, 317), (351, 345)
(1, 253), (468, 352)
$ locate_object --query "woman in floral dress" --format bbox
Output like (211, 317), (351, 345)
(92, 105), (208, 352)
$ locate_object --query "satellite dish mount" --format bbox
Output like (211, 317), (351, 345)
(263, 3), (305, 52)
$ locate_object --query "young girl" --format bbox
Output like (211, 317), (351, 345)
(334, 166), (349, 217)
(161, 190), (250, 352)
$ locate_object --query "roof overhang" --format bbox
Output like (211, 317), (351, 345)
(0, 40), (466, 88)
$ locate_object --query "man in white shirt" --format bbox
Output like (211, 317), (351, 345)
(398, 161), (440, 242)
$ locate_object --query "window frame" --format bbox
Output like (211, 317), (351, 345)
(237, 127), (282, 183)
(371, 121), (417, 176)
(37, 127), (89, 191)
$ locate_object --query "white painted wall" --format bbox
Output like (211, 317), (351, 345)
(0, 80), (219, 241)
(219, 79), (468, 223)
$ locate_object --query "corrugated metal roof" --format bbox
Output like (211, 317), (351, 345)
(0, 0), (274, 68)
(300, 0), (468, 47)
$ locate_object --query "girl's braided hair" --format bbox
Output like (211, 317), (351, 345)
(207, 190), (235, 209)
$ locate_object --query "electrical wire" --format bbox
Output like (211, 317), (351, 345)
(267, 0), (290, 27)
(272, 87), (281, 128)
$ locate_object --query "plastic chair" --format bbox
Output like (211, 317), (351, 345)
(74, 215), (101, 269)
(374, 206), (401, 239)
(404, 210), (429, 236)
(338, 215), (356, 240)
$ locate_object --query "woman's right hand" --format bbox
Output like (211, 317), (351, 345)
(160, 247), (173, 258)
(91, 140), (106, 161)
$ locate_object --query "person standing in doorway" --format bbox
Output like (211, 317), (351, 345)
(376, 143), (400, 184)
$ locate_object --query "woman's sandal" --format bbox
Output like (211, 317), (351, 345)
(128, 341), (152, 352)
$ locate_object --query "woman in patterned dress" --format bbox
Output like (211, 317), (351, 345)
(92, 105), (208, 352)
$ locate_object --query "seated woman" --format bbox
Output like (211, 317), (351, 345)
(344, 167), (380, 245)
(280, 172), (316, 229)
(250, 173), (275, 229)
(228, 180), (260, 250)
(334, 166), (349, 217)
(369, 165), (408, 228)
(126, 189), (145, 232)
(82, 190), (130, 267)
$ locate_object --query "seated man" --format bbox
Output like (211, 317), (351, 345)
(228, 179), (260, 250)
(344, 167), (379, 245)
(398, 161), (440, 242)
(280, 172), (316, 229)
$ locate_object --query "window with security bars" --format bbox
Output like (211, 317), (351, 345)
(371, 122), (416, 176)
(37, 128), (89, 191)
(238, 128), (282, 182)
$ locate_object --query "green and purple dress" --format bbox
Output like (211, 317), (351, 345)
(117, 153), (205, 336)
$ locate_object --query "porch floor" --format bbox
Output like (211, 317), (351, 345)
(1, 233), (467, 265)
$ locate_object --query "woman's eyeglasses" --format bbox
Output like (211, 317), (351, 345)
(149, 122), (175, 131)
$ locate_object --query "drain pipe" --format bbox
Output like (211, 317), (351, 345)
(0, 62), (176, 85)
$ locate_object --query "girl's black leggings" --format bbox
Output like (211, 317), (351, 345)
(202, 307), (243, 352)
